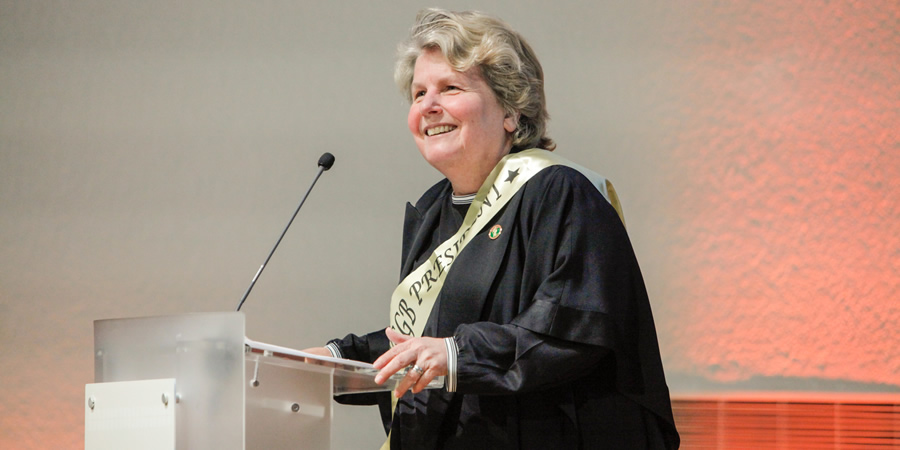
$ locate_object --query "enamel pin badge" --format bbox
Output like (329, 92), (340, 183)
(488, 224), (502, 240)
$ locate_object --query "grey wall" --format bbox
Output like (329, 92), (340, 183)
(2, 1), (897, 448)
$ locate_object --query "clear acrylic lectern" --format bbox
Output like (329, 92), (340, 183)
(85, 312), (440, 449)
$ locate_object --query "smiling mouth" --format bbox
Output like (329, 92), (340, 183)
(426, 125), (457, 136)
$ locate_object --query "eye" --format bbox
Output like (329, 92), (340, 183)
(413, 89), (426, 100)
(445, 85), (460, 92)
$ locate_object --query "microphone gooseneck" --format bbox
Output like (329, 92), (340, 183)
(236, 152), (336, 311)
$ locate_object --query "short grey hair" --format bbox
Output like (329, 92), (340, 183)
(395, 8), (555, 152)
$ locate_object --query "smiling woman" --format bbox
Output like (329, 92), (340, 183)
(304, 8), (679, 449)
(298, 10), (679, 449)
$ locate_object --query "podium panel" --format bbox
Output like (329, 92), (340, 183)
(88, 312), (442, 449)
(94, 312), (245, 449)
(245, 352), (333, 449)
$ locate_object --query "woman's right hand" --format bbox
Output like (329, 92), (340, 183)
(301, 346), (332, 357)
(300, 346), (333, 364)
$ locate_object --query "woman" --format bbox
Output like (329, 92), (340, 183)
(308, 8), (679, 449)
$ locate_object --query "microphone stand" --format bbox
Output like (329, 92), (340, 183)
(236, 152), (335, 311)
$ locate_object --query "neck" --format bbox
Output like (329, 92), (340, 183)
(448, 165), (493, 195)
(450, 182), (483, 196)
(446, 146), (513, 195)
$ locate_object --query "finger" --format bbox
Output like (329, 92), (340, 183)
(374, 350), (417, 385)
(373, 341), (414, 375)
(385, 327), (412, 345)
(394, 366), (425, 397)
(373, 345), (401, 370)
(374, 362), (398, 385)
(410, 369), (434, 394)
(393, 372), (413, 397)
(373, 328), (413, 369)
(373, 339), (409, 370)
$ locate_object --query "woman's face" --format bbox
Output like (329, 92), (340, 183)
(407, 49), (517, 192)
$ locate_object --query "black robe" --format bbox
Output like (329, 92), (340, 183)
(332, 165), (679, 449)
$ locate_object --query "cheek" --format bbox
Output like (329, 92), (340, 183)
(460, 100), (498, 137)
(407, 107), (420, 137)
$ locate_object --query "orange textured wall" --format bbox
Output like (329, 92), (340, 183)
(653, 1), (899, 386)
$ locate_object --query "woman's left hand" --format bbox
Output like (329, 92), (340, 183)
(373, 327), (448, 397)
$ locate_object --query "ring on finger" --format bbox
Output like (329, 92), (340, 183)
(411, 364), (425, 376)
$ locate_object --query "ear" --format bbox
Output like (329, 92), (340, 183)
(503, 113), (518, 134)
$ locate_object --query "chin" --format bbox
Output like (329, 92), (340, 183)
(420, 145), (463, 168)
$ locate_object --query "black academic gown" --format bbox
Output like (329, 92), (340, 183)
(332, 165), (679, 449)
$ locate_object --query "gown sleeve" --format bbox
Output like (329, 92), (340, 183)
(327, 329), (391, 408)
(453, 322), (608, 394)
(327, 329), (391, 364)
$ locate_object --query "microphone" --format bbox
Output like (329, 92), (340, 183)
(236, 152), (336, 311)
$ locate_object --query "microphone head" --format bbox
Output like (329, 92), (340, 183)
(318, 152), (335, 170)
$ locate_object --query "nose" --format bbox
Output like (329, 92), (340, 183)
(419, 91), (442, 115)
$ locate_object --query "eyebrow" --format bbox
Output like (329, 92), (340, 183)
(411, 71), (468, 90)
